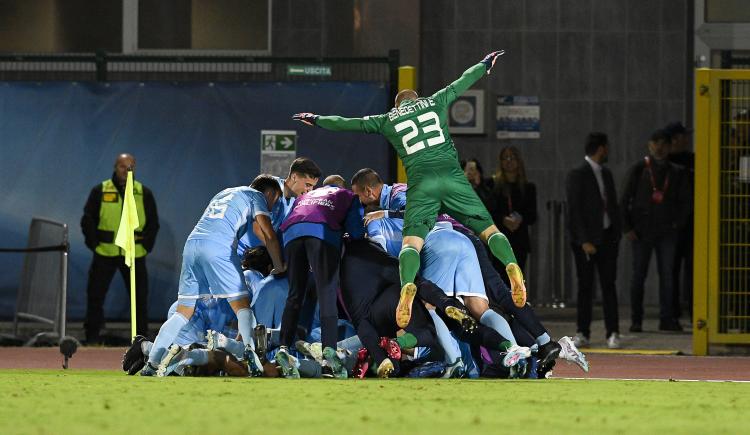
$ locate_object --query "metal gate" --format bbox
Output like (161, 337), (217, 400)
(694, 69), (750, 354)
(12, 217), (69, 345)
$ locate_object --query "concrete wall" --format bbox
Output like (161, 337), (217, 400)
(271, 0), (420, 65)
(0, 0), (59, 52)
(0, 0), (122, 52)
(421, 0), (693, 308)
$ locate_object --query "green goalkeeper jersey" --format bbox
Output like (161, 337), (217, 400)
(316, 62), (486, 174)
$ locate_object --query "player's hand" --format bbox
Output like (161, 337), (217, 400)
(292, 112), (318, 126)
(480, 50), (505, 74)
(502, 215), (519, 232)
(581, 242), (597, 255)
(625, 230), (638, 241)
(270, 263), (287, 275)
(363, 210), (386, 226)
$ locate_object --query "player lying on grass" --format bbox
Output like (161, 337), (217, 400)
(199, 327), (357, 379)
(351, 168), (588, 373)
(122, 296), (237, 375)
(122, 269), (290, 378)
(141, 175), (285, 377)
(126, 317), (353, 379)
(293, 50), (527, 333)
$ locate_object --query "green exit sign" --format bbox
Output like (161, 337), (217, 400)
(261, 130), (297, 152)
(287, 65), (332, 77)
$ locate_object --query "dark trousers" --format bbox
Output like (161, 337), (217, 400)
(280, 237), (340, 350)
(629, 232), (678, 325)
(673, 226), (693, 319)
(571, 228), (620, 338)
(85, 253), (149, 340)
(362, 284), (437, 366)
(339, 240), (438, 367)
(456, 227), (547, 339)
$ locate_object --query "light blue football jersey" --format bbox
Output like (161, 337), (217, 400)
(188, 186), (271, 248)
(237, 177), (293, 255)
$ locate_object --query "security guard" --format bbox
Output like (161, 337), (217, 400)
(81, 153), (159, 343)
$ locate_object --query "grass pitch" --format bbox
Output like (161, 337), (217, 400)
(1, 370), (748, 434)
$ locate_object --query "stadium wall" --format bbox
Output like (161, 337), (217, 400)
(0, 80), (388, 321)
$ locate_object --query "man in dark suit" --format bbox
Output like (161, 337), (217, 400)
(566, 132), (621, 349)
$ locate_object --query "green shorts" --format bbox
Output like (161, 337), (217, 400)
(402, 164), (495, 240)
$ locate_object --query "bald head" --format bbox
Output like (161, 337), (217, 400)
(114, 153), (136, 186)
(322, 174), (346, 188)
(395, 89), (418, 107)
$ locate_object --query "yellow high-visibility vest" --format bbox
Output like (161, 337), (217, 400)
(96, 179), (147, 257)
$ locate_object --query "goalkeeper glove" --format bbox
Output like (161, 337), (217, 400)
(480, 50), (505, 74)
(292, 112), (319, 126)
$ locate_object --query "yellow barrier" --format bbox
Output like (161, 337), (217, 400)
(693, 69), (750, 354)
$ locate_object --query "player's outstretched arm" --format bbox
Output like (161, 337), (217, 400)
(432, 50), (505, 105)
(292, 113), (385, 134)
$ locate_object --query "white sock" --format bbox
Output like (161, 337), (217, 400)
(236, 307), (257, 350)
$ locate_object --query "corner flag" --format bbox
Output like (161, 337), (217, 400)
(114, 169), (140, 340)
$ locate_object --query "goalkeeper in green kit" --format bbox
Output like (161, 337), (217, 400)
(293, 50), (526, 328)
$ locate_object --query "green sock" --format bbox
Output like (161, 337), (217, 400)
(398, 246), (421, 287)
(487, 232), (517, 266)
(499, 340), (512, 352)
(396, 333), (418, 349)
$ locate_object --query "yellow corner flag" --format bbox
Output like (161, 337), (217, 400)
(114, 170), (140, 340)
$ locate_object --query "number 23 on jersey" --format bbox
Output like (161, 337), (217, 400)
(394, 111), (446, 155)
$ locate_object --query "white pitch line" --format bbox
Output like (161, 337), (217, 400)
(555, 377), (750, 383)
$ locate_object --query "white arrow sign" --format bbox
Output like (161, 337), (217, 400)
(281, 137), (294, 149)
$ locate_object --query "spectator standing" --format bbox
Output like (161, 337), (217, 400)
(621, 130), (691, 332)
(566, 133), (621, 349)
(81, 153), (159, 343)
(491, 146), (537, 274)
(665, 122), (694, 320)
(461, 158), (497, 215)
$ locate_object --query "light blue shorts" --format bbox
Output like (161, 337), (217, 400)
(168, 298), (237, 346)
(422, 229), (487, 300)
(178, 239), (249, 302)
